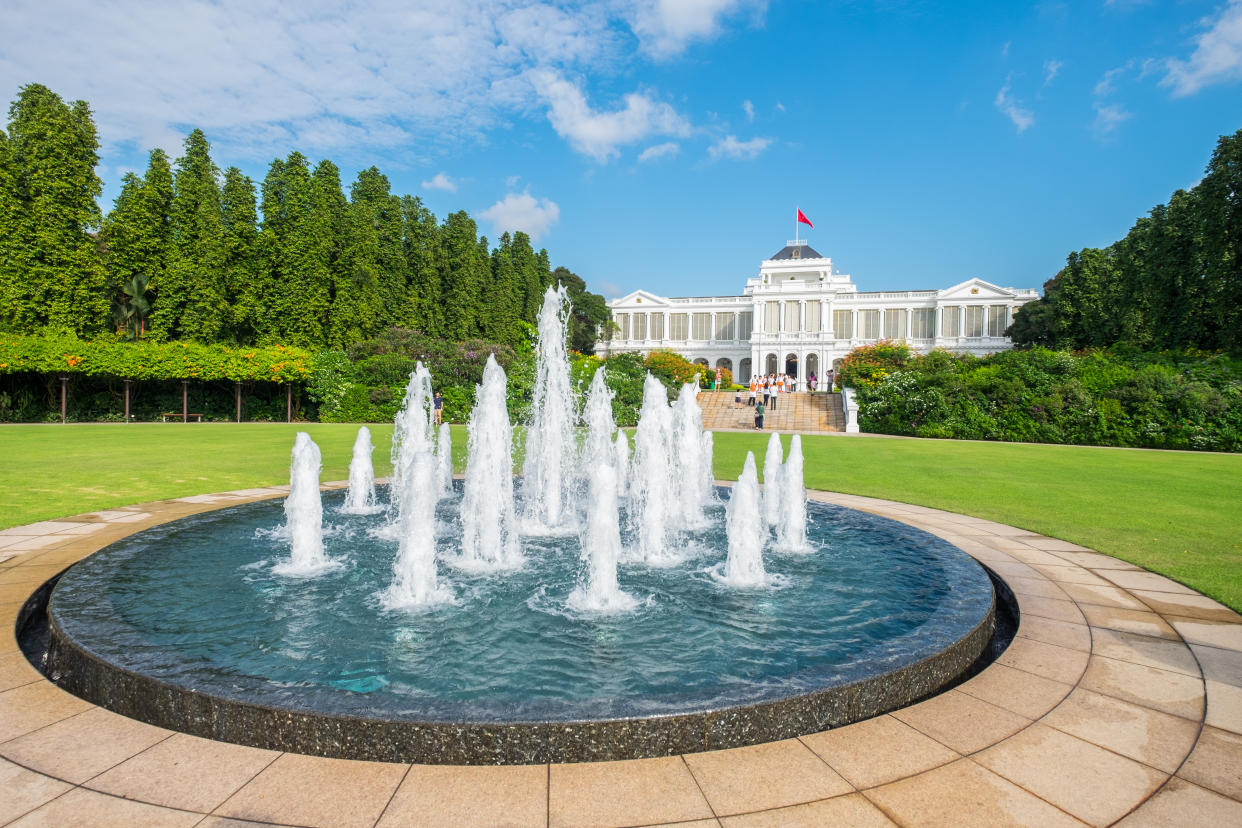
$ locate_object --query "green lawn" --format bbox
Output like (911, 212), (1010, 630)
(3, 424), (1240, 611)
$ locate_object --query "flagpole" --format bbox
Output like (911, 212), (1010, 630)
(795, 205), (799, 244)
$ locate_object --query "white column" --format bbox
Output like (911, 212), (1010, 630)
(822, 299), (831, 337)
(710, 311), (717, 343)
(778, 300), (786, 334)
(905, 307), (912, 341)
(851, 308), (858, 343)
(799, 299), (806, 334)
(959, 306), (966, 341)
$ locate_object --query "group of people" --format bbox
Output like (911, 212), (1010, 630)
(734, 374), (792, 430)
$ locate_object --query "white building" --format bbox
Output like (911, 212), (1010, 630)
(595, 241), (1039, 386)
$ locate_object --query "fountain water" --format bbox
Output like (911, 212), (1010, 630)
(628, 373), (677, 564)
(341, 427), (383, 515)
(613, 430), (629, 498)
(273, 433), (336, 576)
(671, 381), (714, 528)
(776, 435), (813, 553)
(719, 452), (767, 587)
(521, 286), (577, 532)
(383, 448), (452, 608)
(568, 460), (639, 613)
(582, 369), (615, 469)
(389, 363), (434, 520)
(762, 432), (784, 529)
(437, 423), (453, 497)
(459, 355), (521, 570)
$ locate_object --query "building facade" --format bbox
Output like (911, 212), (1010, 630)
(595, 241), (1040, 386)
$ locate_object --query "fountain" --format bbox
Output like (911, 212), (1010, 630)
(437, 422), (453, 497)
(38, 282), (1000, 766)
(521, 285), (576, 532)
(341, 426), (383, 515)
(762, 432), (784, 528)
(459, 355), (521, 570)
(272, 433), (337, 576)
(717, 452), (767, 587)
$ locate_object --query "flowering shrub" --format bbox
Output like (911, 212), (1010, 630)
(835, 340), (912, 389)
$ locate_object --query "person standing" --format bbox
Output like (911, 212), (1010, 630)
(770, 377), (780, 410)
(748, 382), (757, 406)
(433, 391), (443, 425)
(754, 400), (765, 430)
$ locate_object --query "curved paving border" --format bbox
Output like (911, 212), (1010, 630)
(0, 486), (1240, 826)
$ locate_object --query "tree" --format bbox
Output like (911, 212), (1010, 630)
(259, 152), (332, 346)
(400, 195), (442, 334)
(439, 211), (488, 341)
(100, 149), (172, 338)
(553, 265), (609, 353)
(1, 84), (107, 335)
(220, 166), (261, 342)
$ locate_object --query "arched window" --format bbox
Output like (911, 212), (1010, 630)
(765, 353), (778, 374)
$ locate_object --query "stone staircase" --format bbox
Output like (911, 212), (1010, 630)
(697, 391), (846, 433)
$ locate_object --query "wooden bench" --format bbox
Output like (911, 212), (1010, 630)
(161, 412), (203, 422)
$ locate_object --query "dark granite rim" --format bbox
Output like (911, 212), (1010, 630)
(39, 579), (995, 765)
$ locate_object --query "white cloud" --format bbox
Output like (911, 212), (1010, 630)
(1092, 102), (1131, 136)
(1001, 41), (1011, 58)
(421, 172), (458, 193)
(638, 141), (680, 162)
(993, 78), (1034, 132)
(529, 68), (689, 162)
(480, 191), (560, 241)
(1094, 62), (1133, 97)
(1161, 0), (1242, 97)
(597, 279), (624, 298)
(626, 0), (767, 59)
(1042, 59), (1063, 88)
(742, 99), (755, 122)
(707, 134), (771, 161)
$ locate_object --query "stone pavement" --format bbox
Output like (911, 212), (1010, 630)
(2, 487), (1241, 826)
(699, 391), (844, 433)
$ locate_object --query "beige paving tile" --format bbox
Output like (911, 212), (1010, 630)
(1012, 595), (1085, 625)
(1177, 726), (1242, 800)
(956, 662), (1073, 719)
(1080, 604), (1180, 639)
(1131, 590), (1242, 622)
(1204, 678), (1242, 735)
(0, 650), (44, 691)
(0, 707), (170, 784)
(1016, 615), (1091, 651)
(0, 580), (42, 605)
(549, 755), (714, 828)
(376, 763), (545, 828)
(1002, 576), (1069, 601)
(1167, 616), (1242, 651)
(1002, 547), (1083, 568)
(214, 752), (407, 828)
(0, 757), (73, 825)
(891, 690), (1031, 755)
(0, 521), (89, 537)
(987, 561), (1044, 581)
(0, 681), (93, 742)
(1098, 569), (1197, 595)
(0, 536), (72, 553)
(1023, 537), (1093, 552)
(1031, 564), (1114, 587)
(1115, 777), (1242, 827)
(1080, 654), (1205, 720)
(800, 714), (959, 789)
(196, 818), (284, 828)
(1050, 550), (1140, 570)
(635, 821), (720, 828)
(1090, 628), (1200, 677)
(1191, 642), (1242, 685)
(1041, 687), (1199, 773)
(720, 793), (896, 827)
(864, 758), (1087, 828)
(996, 636), (1089, 685)
(8, 785), (203, 827)
(683, 738), (852, 815)
(87, 732), (278, 813)
(975, 723), (1166, 826)
(1059, 581), (1150, 610)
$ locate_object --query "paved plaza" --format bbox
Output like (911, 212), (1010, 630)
(2, 484), (1241, 826)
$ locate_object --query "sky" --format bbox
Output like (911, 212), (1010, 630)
(2, 0), (1241, 299)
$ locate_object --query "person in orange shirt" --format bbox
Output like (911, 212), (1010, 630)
(748, 378), (757, 406)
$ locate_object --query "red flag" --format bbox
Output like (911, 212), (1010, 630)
(797, 209), (813, 228)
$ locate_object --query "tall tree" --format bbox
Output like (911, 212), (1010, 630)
(260, 152), (331, 346)
(439, 210), (488, 340)
(400, 195), (442, 334)
(1, 84), (107, 334)
(100, 148), (172, 337)
(220, 166), (261, 342)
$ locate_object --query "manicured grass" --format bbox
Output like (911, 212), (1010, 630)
(3, 424), (1240, 611)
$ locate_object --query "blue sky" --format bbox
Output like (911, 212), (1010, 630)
(3, 1), (1240, 298)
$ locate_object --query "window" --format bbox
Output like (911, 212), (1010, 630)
(804, 302), (821, 333)
(692, 312), (711, 340)
(833, 309), (853, 339)
(911, 308), (935, 339)
(669, 313), (688, 340)
(784, 302), (800, 332)
(883, 308), (906, 340)
(764, 302), (780, 332)
(965, 306), (984, 337)
(714, 312), (735, 341)
(737, 311), (753, 341)
(649, 313), (664, 340)
(632, 313), (647, 341)
(859, 309), (880, 339)
(941, 306), (961, 338)
(987, 305), (1008, 337)
(614, 313), (630, 340)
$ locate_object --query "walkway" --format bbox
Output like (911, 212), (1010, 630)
(699, 391), (845, 433)
(1, 487), (1241, 826)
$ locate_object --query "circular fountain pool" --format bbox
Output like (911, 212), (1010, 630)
(45, 485), (994, 764)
